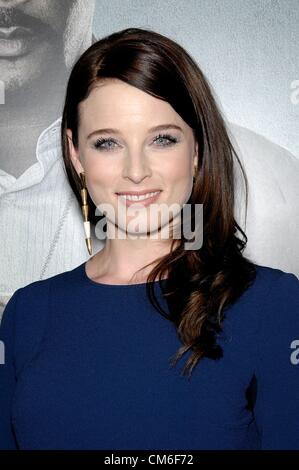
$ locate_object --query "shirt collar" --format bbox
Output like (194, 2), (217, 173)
(35, 116), (62, 176)
(0, 116), (62, 193)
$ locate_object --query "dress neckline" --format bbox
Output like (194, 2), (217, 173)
(79, 261), (167, 288)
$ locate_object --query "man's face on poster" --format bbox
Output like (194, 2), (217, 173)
(0, 0), (95, 94)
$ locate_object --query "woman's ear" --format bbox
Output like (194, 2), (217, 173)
(66, 129), (84, 176)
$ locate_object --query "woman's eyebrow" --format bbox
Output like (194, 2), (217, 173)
(86, 124), (183, 140)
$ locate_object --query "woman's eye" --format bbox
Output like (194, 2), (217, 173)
(153, 134), (178, 146)
(93, 134), (178, 151)
(93, 138), (118, 151)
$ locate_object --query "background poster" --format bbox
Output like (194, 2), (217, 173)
(0, 0), (298, 319)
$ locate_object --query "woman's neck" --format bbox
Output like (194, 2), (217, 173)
(87, 237), (173, 284)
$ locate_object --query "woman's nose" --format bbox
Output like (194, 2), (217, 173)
(122, 151), (152, 183)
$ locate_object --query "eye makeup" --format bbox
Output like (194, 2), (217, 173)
(92, 133), (179, 151)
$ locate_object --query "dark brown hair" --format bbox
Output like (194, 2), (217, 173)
(61, 27), (257, 378)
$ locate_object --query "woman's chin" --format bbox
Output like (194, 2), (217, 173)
(106, 223), (165, 239)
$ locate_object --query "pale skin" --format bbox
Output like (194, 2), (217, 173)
(67, 79), (198, 285)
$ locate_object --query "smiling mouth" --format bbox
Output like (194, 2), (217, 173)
(116, 191), (162, 207)
(117, 191), (161, 201)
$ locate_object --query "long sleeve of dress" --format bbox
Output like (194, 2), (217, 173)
(0, 280), (49, 450)
(0, 290), (20, 449)
(254, 272), (299, 449)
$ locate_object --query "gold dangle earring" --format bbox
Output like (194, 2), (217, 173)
(193, 159), (198, 184)
(79, 171), (92, 256)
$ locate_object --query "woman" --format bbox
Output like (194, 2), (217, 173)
(0, 27), (298, 450)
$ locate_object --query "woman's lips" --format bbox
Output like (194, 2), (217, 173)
(116, 191), (162, 208)
(0, 26), (37, 58)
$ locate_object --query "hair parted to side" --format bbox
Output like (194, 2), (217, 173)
(61, 27), (256, 378)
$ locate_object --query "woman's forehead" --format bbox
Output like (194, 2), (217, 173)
(78, 82), (189, 136)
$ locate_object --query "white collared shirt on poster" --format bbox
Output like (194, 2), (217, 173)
(0, 117), (104, 320)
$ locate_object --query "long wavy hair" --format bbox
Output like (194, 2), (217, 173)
(61, 27), (257, 378)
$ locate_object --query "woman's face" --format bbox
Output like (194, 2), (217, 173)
(67, 78), (198, 238)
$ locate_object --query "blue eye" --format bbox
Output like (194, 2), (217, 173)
(153, 133), (178, 146)
(93, 138), (118, 151)
(93, 133), (178, 151)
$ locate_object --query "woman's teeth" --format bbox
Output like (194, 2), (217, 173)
(118, 191), (160, 201)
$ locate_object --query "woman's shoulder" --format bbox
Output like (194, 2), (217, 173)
(1, 262), (84, 337)
(23, 262), (83, 291)
(223, 262), (299, 344)
(252, 262), (298, 289)
(251, 263), (299, 306)
(217, 263), (299, 369)
(230, 262), (299, 310)
(0, 263), (85, 375)
(8, 262), (85, 307)
(253, 263), (299, 328)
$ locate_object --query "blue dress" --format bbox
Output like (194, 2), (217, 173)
(0, 262), (299, 450)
